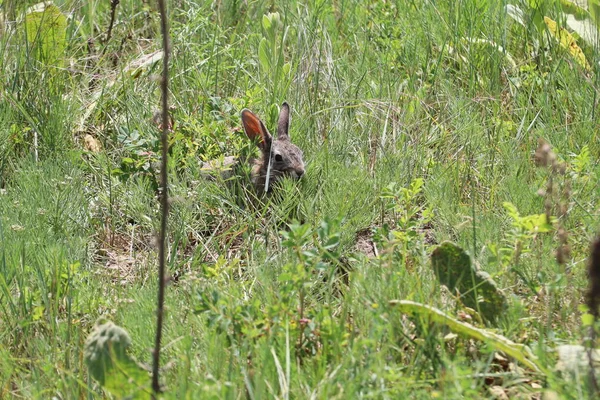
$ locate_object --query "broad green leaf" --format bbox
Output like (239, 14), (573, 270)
(258, 38), (271, 72)
(503, 202), (519, 219)
(581, 312), (595, 327)
(32, 305), (44, 321)
(561, 0), (589, 19)
(504, 202), (553, 233)
(262, 14), (271, 31)
(430, 242), (508, 323)
(572, 145), (590, 173)
(24, 2), (67, 66)
(528, 0), (544, 8)
(266, 12), (281, 29)
(589, 0), (600, 28)
(389, 300), (544, 373)
(84, 320), (151, 398)
(410, 177), (424, 193)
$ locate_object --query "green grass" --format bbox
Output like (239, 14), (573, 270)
(1, 0), (600, 398)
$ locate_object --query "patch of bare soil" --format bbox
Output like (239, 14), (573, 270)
(93, 230), (154, 286)
(353, 217), (437, 259)
(102, 249), (150, 286)
(354, 228), (377, 258)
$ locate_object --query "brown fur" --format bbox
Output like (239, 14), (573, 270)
(241, 102), (305, 194)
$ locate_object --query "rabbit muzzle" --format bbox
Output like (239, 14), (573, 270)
(289, 168), (305, 179)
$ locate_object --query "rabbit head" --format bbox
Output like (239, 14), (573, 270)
(241, 102), (305, 194)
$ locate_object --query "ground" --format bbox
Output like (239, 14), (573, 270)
(0, 0), (599, 398)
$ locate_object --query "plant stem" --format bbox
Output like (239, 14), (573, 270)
(152, 0), (170, 395)
(104, 0), (120, 46)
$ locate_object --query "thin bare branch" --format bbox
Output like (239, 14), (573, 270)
(104, 0), (120, 46)
(152, 0), (170, 395)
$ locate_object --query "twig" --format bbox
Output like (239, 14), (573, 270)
(152, 0), (170, 396)
(104, 0), (120, 47)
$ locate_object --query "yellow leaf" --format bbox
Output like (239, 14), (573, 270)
(544, 16), (591, 71)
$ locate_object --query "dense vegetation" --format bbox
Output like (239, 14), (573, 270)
(1, 0), (599, 398)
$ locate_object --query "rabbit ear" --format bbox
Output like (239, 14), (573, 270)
(277, 102), (290, 139)
(241, 109), (272, 151)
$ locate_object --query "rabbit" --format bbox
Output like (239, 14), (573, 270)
(202, 102), (305, 195)
(241, 102), (305, 193)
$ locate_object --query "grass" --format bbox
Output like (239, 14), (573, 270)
(1, 0), (600, 398)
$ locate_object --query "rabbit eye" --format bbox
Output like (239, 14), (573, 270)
(275, 154), (283, 162)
